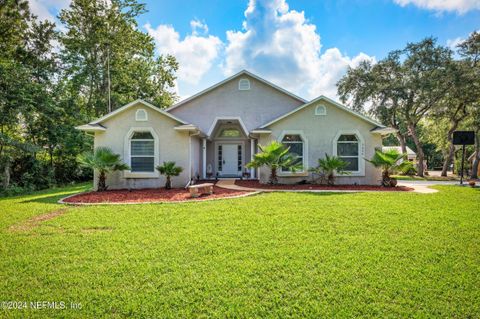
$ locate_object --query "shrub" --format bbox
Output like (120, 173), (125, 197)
(156, 162), (183, 189)
(309, 154), (349, 185)
(78, 147), (129, 191)
(246, 141), (302, 184)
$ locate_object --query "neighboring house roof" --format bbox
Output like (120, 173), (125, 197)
(74, 123), (107, 132)
(88, 99), (188, 126)
(382, 146), (416, 156)
(165, 70), (308, 112)
(259, 95), (386, 129)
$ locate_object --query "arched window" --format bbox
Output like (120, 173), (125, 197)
(281, 134), (304, 172)
(315, 105), (327, 116)
(135, 109), (148, 121)
(238, 78), (250, 90)
(130, 131), (155, 172)
(336, 134), (359, 171)
(219, 128), (241, 138)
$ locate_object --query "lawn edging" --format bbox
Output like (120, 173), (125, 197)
(58, 190), (262, 205)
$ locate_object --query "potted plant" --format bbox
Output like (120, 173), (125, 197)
(78, 147), (129, 191)
(242, 169), (251, 179)
(156, 161), (183, 189)
(246, 141), (302, 184)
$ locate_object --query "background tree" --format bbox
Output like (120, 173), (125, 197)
(432, 59), (477, 176)
(338, 38), (452, 177)
(457, 31), (480, 179)
(59, 0), (179, 117)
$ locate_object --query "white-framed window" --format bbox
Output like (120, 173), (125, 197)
(315, 105), (327, 116)
(281, 134), (304, 172)
(130, 131), (155, 172)
(135, 109), (148, 121)
(336, 134), (359, 172)
(238, 78), (250, 90)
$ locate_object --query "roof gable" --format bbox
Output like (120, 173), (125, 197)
(90, 99), (187, 125)
(260, 95), (385, 129)
(166, 70), (307, 112)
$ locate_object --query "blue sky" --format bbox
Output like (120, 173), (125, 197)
(31, 0), (480, 100)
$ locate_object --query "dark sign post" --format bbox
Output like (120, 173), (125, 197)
(453, 131), (475, 185)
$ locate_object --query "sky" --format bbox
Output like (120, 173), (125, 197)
(30, 0), (480, 101)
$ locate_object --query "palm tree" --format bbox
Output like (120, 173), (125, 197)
(367, 149), (412, 187)
(309, 154), (349, 185)
(246, 141), (302, 184)
(156, 161), (183, 189)
(78, 147), (129, 191)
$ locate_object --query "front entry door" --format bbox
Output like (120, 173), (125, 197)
(220, 144), (240, 176)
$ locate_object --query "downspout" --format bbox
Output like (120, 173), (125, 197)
(185, 130), (201, 188)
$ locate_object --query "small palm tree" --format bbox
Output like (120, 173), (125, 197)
(309, 154), (349, 185)
(367, 149), (411, 187)
(246, 141), (302, 184)
(78, 147), (129, 191)
(156, 161), (183, 189)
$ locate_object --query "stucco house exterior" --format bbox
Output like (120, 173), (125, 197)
(77, 70), (394, 189)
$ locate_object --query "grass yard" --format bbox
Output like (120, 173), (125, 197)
(0, 184), (479, 318)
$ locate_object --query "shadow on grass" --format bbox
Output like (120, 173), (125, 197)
(12, 184), (91, 204)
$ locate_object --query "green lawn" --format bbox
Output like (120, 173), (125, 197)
(1, 185), (479, 318)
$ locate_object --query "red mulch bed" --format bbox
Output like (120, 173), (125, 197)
(63, 186), (250, 204)
(235, 180), (413, 191)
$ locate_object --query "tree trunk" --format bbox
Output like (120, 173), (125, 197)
(396, 132), (407, 154)
(408, 124), (425, 177)
(2, 161), (10, 190)
(441, 142), (455, 177)
(441, 122), (460, 177)
(381, 169), (390, 187)
(270, 167), (278, 184)
(471, 131), (480, 179)
(98, 171), (107, 191)
(165, 176), (171, 189)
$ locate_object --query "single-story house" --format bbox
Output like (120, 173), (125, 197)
(77, 70), (395, 189)
(382, 146), (417, 162)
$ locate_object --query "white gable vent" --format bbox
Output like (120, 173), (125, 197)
(238, 78), (250, 90)
(135, 109), (148, 121)
(315, 105), (327, 116)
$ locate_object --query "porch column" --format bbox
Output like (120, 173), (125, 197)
(250, 138), (255, 179)
(202, 138), (207, 179)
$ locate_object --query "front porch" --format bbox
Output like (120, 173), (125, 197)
(198, 118), (258, 180)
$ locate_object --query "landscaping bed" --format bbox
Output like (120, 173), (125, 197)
(235, 180), (413, 191)
(63, 186), (250, 204)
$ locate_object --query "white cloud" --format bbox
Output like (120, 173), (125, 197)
(28, 0), (70, 21)
(190, 19), (208, 35)
(393, 0), (480, 13)
(145, 22), (222, 85)
(446, 36), (464, 49)
(223, 0), (375, 99)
